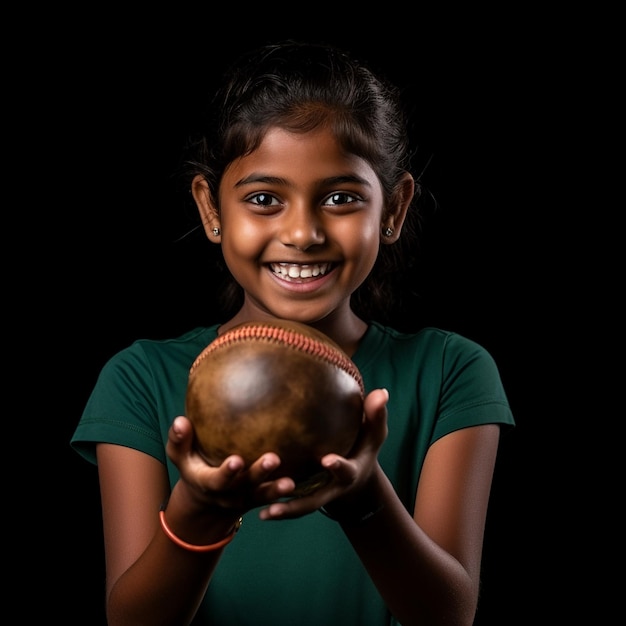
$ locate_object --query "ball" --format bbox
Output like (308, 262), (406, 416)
(185, 319), (364, 495)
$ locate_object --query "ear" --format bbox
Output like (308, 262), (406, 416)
(381, 172), (415, 244)
(191, 174), (221, 241)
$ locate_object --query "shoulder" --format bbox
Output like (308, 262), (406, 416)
(363, 322), (491, 363)
(102, 326), (218, 377)
(363, 322), (513, 418)
(71, 326), (221, 464)
(359, 323), (514, 449)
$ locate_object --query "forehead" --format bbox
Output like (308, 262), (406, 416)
(223, 127), (379, 184)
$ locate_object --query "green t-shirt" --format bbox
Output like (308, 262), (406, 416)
(71, 322), (514, 625)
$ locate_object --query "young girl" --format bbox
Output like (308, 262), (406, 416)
(71, 40), (514, 625)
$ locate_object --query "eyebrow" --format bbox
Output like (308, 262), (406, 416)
(234, 174), (372, 188)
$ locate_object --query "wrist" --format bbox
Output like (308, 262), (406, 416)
(319, 467), (385, 526)
(164, 485), (243, 543)
(159, 504), (243, 552)
(319, 493), (383, 528)
(319, 501), (384, 526)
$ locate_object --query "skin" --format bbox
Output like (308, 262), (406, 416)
(97, 126), (501, 625)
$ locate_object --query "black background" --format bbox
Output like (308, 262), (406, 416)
(25, 7), (593, 624)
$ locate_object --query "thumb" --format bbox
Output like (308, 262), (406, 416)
(166, 415), (195, 461)
(362, 388), (389, 443)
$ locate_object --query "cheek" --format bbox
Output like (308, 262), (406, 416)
(222, 233), (261, 266)
(220, 218), (265, 268)
(344, 218), (380, 260)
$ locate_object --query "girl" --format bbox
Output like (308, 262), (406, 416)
(71, 40), (514, 625)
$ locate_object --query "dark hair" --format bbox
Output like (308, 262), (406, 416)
(180, 40), (429, 324)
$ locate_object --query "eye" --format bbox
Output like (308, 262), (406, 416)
(323, 192), (359, 206)
(248, 192), (280, 207)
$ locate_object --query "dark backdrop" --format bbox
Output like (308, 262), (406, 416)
(32, 10), (579, 624)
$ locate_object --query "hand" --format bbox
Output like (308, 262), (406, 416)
(166, 415), (297, 516)
(258, 387), (390, 520)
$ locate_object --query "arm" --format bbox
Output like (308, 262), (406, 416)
(97, 419), (296, 626)
(98, 443), (223, 625)
(261, 389), (501, 626)
(343, 424), (500, 626)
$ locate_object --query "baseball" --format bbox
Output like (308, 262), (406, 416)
(186, 319), (364, 495)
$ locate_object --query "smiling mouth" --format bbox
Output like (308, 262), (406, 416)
(270, 262), (333, 281)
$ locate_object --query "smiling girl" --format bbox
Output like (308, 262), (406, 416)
(71, 40), (514, 626)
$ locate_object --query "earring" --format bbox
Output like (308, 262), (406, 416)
(383, 226), (394, 237)
(212, 227), (221, 236)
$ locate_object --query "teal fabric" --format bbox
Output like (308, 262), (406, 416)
(71, 322), (514, 625)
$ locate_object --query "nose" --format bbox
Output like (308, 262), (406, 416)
(279, 206), (325, 251)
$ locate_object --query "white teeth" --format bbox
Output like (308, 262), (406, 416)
(271, 263), (330, 280)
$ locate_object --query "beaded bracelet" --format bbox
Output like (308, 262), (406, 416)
(159, 508), (243, 552)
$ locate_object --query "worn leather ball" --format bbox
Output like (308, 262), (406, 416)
(185, 319), (364, 495)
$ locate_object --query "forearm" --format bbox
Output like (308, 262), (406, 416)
(106, 486), (241, 626)
(107, 536), (215, 625)
(337, 469), (478, 626)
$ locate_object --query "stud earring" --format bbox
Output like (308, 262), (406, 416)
(383, 226), (394, 237)
(212, 227), (221, 236)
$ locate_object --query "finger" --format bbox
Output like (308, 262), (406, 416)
(363, 388), (389, 421)
(249, 452), (282, 479)
(166, 416), (194, 462)
(249, 454), (298, 500)
(255, 476), (297, 502)
(219, 454), (246, 476)
(362, 388), (389, 444)
(319, 454), (357, 485)
(258, 496), (319, 520)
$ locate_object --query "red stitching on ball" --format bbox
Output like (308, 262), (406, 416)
(190, 323), (364, 394)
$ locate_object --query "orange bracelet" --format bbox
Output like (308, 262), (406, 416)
(159, 509), (243, 552)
